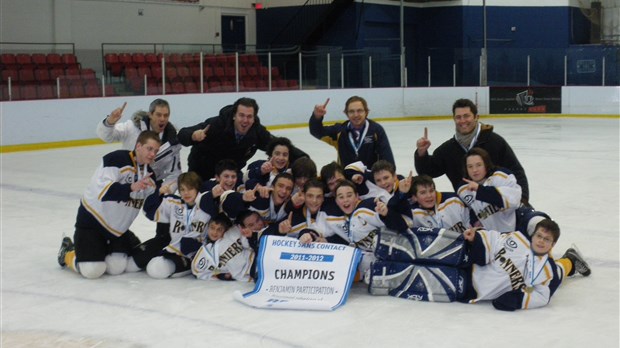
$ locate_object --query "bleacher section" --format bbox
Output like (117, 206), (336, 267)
(1, 53), (116, 101)
(104, 52), (298, 94)
(1, 51), (299, 101)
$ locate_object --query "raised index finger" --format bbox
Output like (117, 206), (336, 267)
(424, 127), (428, 139)
(119, 102), (127, 113)
(323, 98), (330, 108)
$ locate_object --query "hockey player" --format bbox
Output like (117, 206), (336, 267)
(220, 172), (295, 225)
(344, 160), (401, 202)
(262, 179), (328, 240)
(129, 171), (218, 274)
(319, 161), (346, 198)
(368, 219), (591, 311)
(387, 174), (471, 233)
(191, 217), (255, 281)
(290, 156), (318, 195)
(96, 99), (182, 194)
(458, 147), (521, 232)
(147, 213), (232, 279)
(200, 159), (242, 193)
(245, 137), (293, 189)
(57, 131), (161, 279)
(322, 180), (406, 280)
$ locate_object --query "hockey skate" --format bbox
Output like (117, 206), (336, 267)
(58, 236), (74, 267)
(562, 244), (591, 277)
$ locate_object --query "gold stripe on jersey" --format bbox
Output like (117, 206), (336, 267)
(524, 290), (532, 309)
(326, 216), (346, 223)
(165, 244), (183, 256)
(479, 230), (492, 255)
(513, 232), (530, 249)
(98, 181), (114, 201)
(120, 167), (135, 175)
(437, 199), (466, 211)
(353, 209), (376, 218)
(81, 198), (124, 237)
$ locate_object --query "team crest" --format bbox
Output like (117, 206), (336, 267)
(462, 195), (474, 204)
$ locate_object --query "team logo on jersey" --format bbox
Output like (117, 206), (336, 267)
(505, 238), (518, 250)
(462, 195), (474, 204)
(197, 257), (206, 270)
(356, 215), (368, 226)
(174, 206), (184, 218)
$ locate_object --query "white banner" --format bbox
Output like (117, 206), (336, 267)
(234, 236), (362, 311)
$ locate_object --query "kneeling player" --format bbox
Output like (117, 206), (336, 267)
(57, 131), (161, 279)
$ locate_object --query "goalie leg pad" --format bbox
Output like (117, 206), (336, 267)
(375, 227), (468, 266)
(368, 260), (466, 302)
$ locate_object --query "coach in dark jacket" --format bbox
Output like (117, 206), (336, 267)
(178, 97), (308, 181)
(309, 96), (395, 169)
(414, 98), (530, 204)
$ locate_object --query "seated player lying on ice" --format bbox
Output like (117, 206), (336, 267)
(368, 219), (591, 311)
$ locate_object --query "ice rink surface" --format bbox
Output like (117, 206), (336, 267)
(1, 117), (619, 347)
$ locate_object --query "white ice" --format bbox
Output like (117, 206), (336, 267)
(1, 118), (619, 347)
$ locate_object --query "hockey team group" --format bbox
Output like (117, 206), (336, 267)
(57, 95), (591, 311)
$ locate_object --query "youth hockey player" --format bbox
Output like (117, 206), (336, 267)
(147, 213), (232, 279)
(369, 219), (591, 310)
(96, 99), (182, 194)
(191, 216), (255, 281)
(130, 171), (218, 275)
(387, 174), (471, 233)
(58, 131), (161, 279)
(245, 137), (293, 189)
(262, 179), (328, 241)
(458, 147), (521, 232)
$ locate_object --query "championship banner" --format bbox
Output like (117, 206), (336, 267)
(489, 86), (561, 114)
(234, 236), (361, 311)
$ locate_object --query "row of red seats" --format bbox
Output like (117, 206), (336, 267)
(0, 83), (116, 101)
(132, 79), (299, 95)
(1, 53), (80, 71)
(105, 52), (262, 77)
(123, 65), (281, 84)
(1, 67), (98, 86)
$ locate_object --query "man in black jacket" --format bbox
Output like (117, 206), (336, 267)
(414, 98), (530, 205)
(178, 97), (308, 181)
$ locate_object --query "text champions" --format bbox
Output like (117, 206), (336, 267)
(275, 268), (336, 281)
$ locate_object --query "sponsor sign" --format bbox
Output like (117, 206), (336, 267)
(234, 236), (361, 311)
(490, 87), (561, 114)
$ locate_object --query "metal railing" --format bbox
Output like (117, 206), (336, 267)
(1, 42), (618, 101)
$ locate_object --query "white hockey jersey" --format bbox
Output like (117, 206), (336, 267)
(146, 192), (217, 258)
(96, 114), (182, 189)
(406, 192), (470, 233)
(191, 227), (254, 281)
(458, 169), (521, 232)
(344, 161), (395, 203)
(468, 229), (564, 310)
(80, 150), (156, 237)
